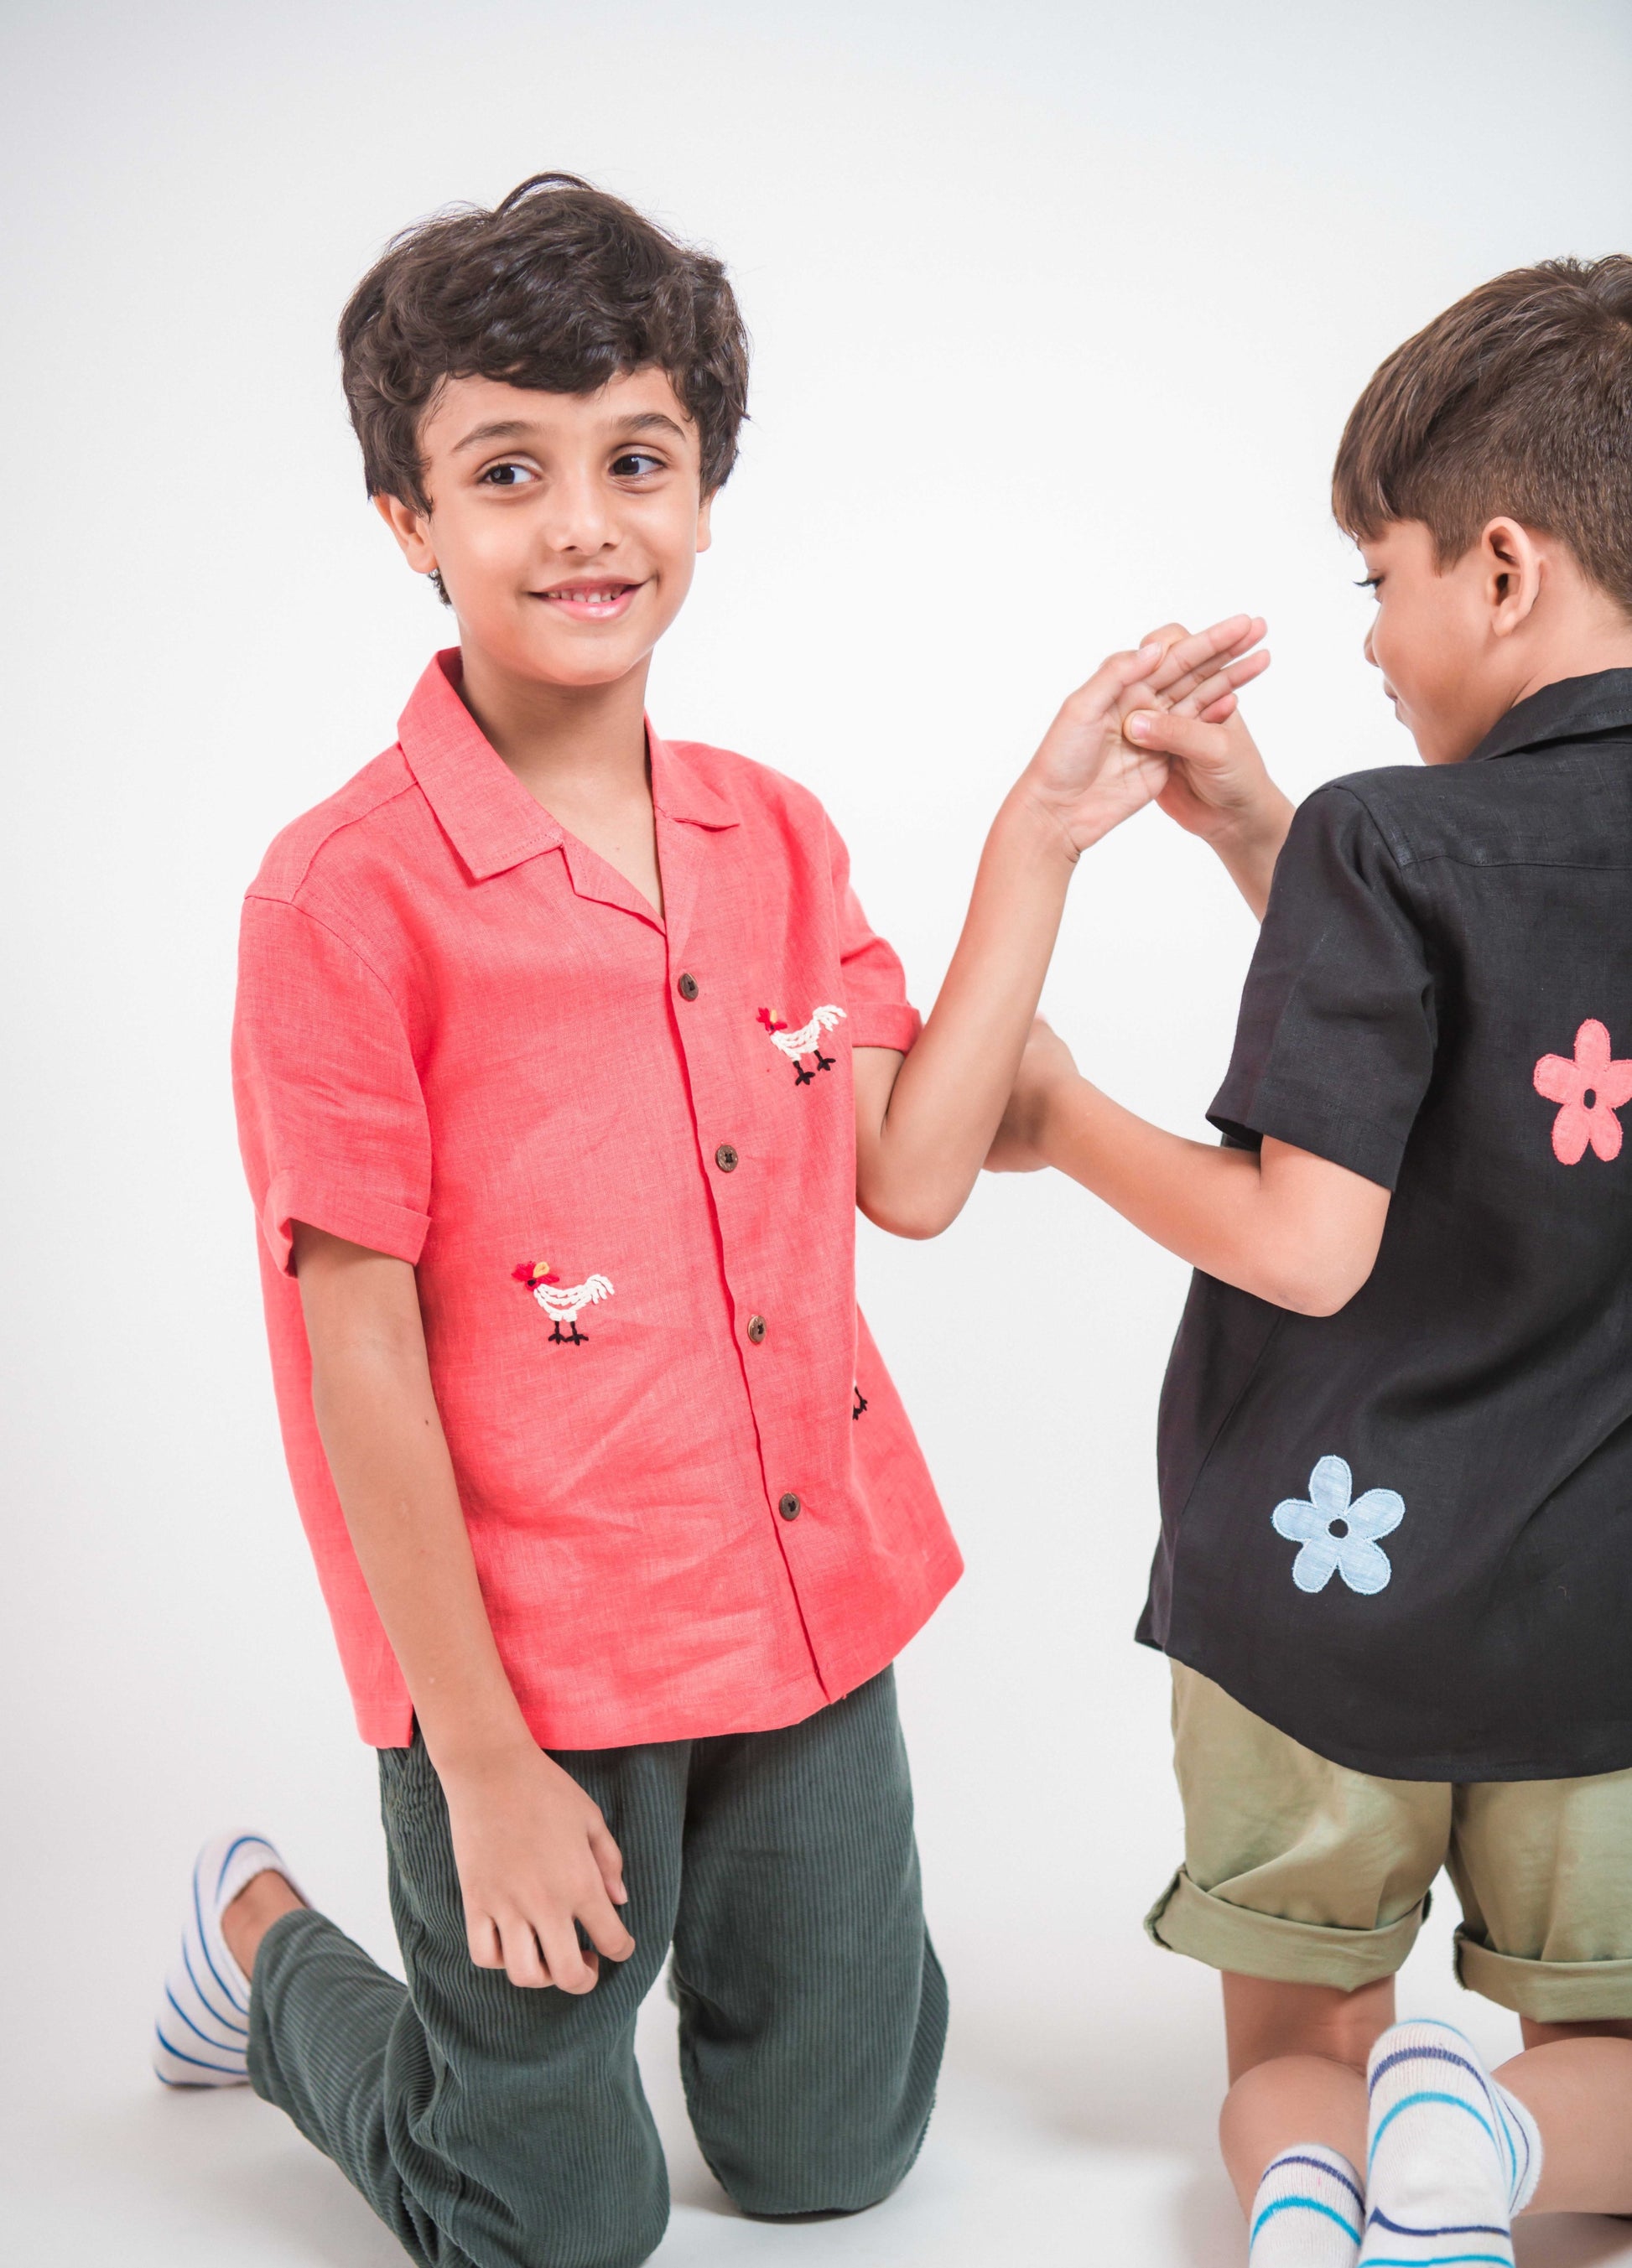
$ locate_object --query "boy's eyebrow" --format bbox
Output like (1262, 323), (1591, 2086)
(450, 409), (693, 456)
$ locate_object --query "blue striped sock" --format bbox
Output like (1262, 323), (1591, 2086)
(1250, 2145), (1364, 2265)
(1358, 2019), (1541, 2266)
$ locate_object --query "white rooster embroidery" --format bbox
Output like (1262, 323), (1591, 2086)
(758, 1003), (846, 1085)
(512, 1259), (615, 1345)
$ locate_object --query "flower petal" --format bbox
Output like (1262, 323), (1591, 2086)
(1588, 1104), (1624, 1163)
(1292, 1538), (1340, 1593)
(1307, 1455), (1354, 1518)
(1600, 1060), (1632, 1108)
(1574, 1019), (1613, 1072)
(1533, 1052), (1578, 1104)
(1272, 1498), (1327, 1543)
(1552, 1103), (1591, 1165)
(1337, 1537), (1393, 1595)
(1346, 1487), (1405, 1541)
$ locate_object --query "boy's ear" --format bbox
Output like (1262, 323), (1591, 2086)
(1480, 516), (1544, 638)
(375, 490), (439, 579)
(695, 488), (715, 557)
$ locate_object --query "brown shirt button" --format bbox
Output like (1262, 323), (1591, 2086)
(715, 1144), (740, 1172)
(746, 1315), (767, 1344)
(677, 972), (699, 1001)
(778, 1492), (802, 1520)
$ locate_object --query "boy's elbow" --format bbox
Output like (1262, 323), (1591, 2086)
(857, 1180), (964, 1240)
(1266, 1253), (1377, 1317)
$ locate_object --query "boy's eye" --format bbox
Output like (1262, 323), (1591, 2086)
(1356, 574), (1382, 598)
(479, 461), (535, 488)
(611, 450), (665, 479)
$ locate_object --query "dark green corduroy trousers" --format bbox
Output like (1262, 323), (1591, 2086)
(247, 1669), (946, 2268)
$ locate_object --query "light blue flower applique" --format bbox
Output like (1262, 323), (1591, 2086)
(1271, 1455), (1404, 1596)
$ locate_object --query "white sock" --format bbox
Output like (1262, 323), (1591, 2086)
(153, 1829), (302, 2087)
(1250, 2145), (1364, 2265)
(1359, 2019), (1542, 2265)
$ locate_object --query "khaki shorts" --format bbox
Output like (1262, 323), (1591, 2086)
(1146, 1663), (1632, 2021)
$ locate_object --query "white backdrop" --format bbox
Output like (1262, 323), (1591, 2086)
(4, 4), (1631, 2263)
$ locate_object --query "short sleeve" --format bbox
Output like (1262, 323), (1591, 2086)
(232, 896), (433, 1272)
(826, 817), (922, 1053)
(1207, 786), (1434, 1191)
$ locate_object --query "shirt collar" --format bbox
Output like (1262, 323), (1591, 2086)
(1468, 668), (1632, 765)
(397, 649), (737, 881)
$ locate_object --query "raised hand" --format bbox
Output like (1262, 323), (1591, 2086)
(1121, 619), (1292, 916)
(1021, 615), (1271, 857)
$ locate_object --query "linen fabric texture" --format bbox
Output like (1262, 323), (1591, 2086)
(1147, 1664), (1632, 2021)
(1144, 671), (1632, 1780)
(232, 651), (961, 1750)
(247, 1671), (946, 2268)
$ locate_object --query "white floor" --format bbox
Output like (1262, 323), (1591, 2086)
(8, 1888), (1632, 2268)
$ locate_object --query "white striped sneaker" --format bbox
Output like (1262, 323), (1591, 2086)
(153, 1830), (299, 2087)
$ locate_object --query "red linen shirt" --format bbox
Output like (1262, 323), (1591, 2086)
(233, 651), (961, 1750)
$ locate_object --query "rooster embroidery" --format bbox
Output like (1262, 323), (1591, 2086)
(758, 1003), (846, 1085)
(512, 1259), (615, 1345)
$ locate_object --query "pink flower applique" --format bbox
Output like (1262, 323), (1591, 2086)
(1532, 1019), (1632, 1165)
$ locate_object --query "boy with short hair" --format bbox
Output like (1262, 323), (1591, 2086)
(153, 173), (1263, 2267)
(996, 256), (1632, 2264)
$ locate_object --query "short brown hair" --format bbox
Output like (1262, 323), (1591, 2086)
(339, 173), (750, 514)
(1333, 256), (1632, 611)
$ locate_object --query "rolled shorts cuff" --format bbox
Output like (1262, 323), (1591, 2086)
(1144, 1868), (1427, 1991)
(1453, 1928), (1632, 2021)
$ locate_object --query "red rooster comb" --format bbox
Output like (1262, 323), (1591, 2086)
(512, 1260), (559, 1286)
(757, 1007), (787, 1033)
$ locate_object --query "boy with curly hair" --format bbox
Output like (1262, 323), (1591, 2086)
(153, 172), (1264, 2266)
(997, 256), (1632, 2265)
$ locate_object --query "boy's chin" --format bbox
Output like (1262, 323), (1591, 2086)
(481, 633), (652, 693)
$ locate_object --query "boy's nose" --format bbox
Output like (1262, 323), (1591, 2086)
(541, 472), (615, 554)
(1363, 620), (1379, 668)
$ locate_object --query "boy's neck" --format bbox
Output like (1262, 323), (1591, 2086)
(456, 643), (655, 810)
(1505, 615), (1632, 715)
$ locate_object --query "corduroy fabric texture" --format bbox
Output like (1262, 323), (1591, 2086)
(247, 1670), (945, 2268)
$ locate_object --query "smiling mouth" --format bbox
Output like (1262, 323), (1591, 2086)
(533, 582), (642, 618)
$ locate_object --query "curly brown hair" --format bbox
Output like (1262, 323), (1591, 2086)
(1333, 256), (1632, 612)
(338, 173), (750, 522)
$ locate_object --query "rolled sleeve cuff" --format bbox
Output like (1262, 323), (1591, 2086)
(847, 1003), (921, 1053)
(260, 1171), (431, 1274)
(1208, 1079), (1406, 1192)
(1454, 1928), (1632, 2021)
(1145, 1866), (1427, 1990)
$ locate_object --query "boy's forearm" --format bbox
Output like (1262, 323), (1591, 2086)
(298, 1244), (534, 1775)
(1031, 1077), (1381, 1314)
(857, 789), (1077, 1238)
(1210, 792), (1296, 921)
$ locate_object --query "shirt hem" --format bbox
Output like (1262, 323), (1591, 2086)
(1145, 1633), (1632, 1784)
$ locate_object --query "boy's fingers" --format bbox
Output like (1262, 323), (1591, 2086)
(466, 1912), (505, 1969)
(588, 1823), (628, 1905)
(1137, 620), (1190, 663)
(1063, 641), (1166, 720)
(496, 1913), (551, 1990)
(1124, 710), (1229, 762)
(536, 1915), (600, 1996)
(581, 1891), (637, 1964)
(1146, 615), (1260, 696)
(1173, 648), (1271, 717)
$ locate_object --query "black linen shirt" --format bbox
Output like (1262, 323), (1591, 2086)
(1141, 671), (1632, 1781)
